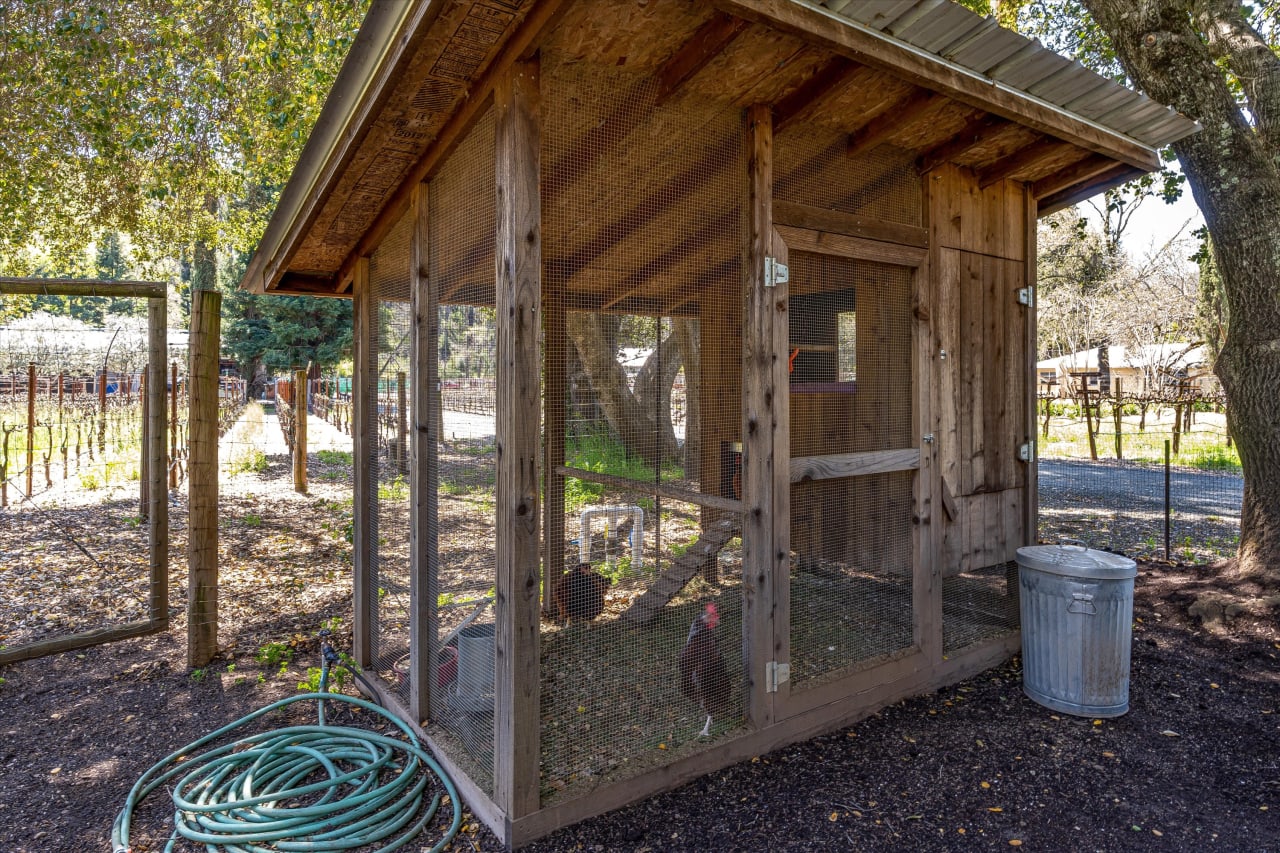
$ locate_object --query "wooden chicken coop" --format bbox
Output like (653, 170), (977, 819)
(242, 0), (1197, 846)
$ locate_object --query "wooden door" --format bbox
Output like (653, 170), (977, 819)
(771, 226), (931, 717)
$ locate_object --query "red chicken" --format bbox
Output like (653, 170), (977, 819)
(679, 602), (732, 738)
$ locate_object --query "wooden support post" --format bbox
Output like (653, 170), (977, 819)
(57, 371), (64, 423)
(742, 104), (786, 729)
(1024, 189), (1038, 548)
(1113, 378), (1123, 460)
(409, 181), (438, 725)
(170, 361), (179, 488)
(25, 362), (35, 498)
(1082, 386), (1098, 461)
(188, 288), (221, 667)
(294, 367), (308, 493)
(98, 368), (107, 453)
(140, 365), (149, 518)
(396, 371), (408, 475)
(494, 56), (542, 822)
(148, 295), (169, 626)
(543, 288), (566, 615)
(352, 258), (375, 671)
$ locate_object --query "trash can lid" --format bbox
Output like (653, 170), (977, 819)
(1016, 544), (1137, 580)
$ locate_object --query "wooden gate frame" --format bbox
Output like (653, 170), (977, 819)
(0, 278), (169, 664)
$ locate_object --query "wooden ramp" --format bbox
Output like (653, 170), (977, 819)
(620, 519), (740, 625)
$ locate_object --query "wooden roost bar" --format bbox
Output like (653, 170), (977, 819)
(241, 0), (1197, 846)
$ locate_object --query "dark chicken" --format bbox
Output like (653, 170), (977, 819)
(552, 563), (609, 622)
(679, 602), (731, 738)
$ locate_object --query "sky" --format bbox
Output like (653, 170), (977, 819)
(1116, 188), (1204, 258)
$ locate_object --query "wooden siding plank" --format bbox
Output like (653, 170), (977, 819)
(958, 252), (983, 495)
(493, 57), (542, 821)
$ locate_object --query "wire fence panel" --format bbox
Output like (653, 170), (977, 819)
(539, 53), (747, 806)
(1037, 399), (1241, 563)
(427, 107), (498, 796)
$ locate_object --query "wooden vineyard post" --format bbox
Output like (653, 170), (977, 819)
(494, 56), (542, 821)
(98, 368), (107, 453)
(188, 288), (222, 667)
(170, 361), (179, 489)
(1112, 378), (1123, 460)
(293, 367), (308, 493)
(147, 294), (169, 627)
(26, 362), (35, 498)
(1082, 385), (1098, 461)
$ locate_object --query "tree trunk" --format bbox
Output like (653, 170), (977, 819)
(672, 318), (700, 478)
(565, 312), (680, 466)
(1083, 0), (1280, 579)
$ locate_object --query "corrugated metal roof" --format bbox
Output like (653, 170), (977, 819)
(817, 0), (1198, 148)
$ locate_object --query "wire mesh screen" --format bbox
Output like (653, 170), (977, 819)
(539, 54), (746, 805)
(942, 561), (1020, 654)
(0, 312), (181, 655)
(774, 125), (921, 227)
(785, 250), (916, 686)
(368, 209), (414, 706)
(428, 108), (497, 794)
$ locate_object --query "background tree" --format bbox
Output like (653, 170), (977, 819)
(998, 0), (1280, 579)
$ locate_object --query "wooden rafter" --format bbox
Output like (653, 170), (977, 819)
(772, 55), (860, 134)
(977, 136), (1076, 188)
(915, 112), (1010, 173)
(655, 11), (750, 104)
(846, 89), (942, 158)
(1037, 162), (1144, 216)
(1032, 152), (1118, 199)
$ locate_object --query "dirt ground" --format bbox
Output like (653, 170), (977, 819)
(0, 413), (1277, 852)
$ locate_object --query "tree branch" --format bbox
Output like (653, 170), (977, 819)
(1192, 0), (1280, 161)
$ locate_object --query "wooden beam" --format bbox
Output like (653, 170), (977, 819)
(0, 278), (166, 299)
(714, 0), (1161, 170)
(1036, 163), (1144, 216)
(774, 224), (927, 268)
(1031, 152), (1118, 199)
(773, 200), (927, 247)
(773, 56), (860, 134)
(493, 56), (542, 822)
(556, 465), (745, 514)
(409, 181), (437, 725)
(268, 272), (346, 297)
(741, 104), (786, 730)
(790, 448), (920, 483)
(915, 113), (1010, 174)
(0, 620), (164, 666)
(846, 89), (942, 158)
(351, 258), (375, 671)
(655, 11), (749, 104)
(334, 0), (573, 293)
(977, 136), (1076, 188)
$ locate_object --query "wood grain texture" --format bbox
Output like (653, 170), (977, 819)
(187, 288), (221, 668)
(774, 224), (926, 267)
(409, 182), (438, 724)
(493, 57), (542, 820)
(789, 448), (919, 482)
(147, 295), (169, 627)
(352, 258), (374, 670)
(773, 200), (927, 247)
(655, 11), (750, 103)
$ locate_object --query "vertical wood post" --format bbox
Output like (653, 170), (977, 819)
(543, 288), (566, 615)
(1024, 190), (1039, 547)
(170, 361), (179, 488)
(410, 180), (439, 725)
(294, 367), (308, 493)
(742, 104), (786, 729)
(26, 362), (35, 497)
(140, 365), (149, 518)
(148, 295), (169, 626)
(396, 371), (408, 475)
(188, 288), (221, 667)
(1113, 378), (1123, 460)
(57, 371), (64, 423)
(494, 56), (542, 822)
(352, 258), (375, 671)
(98, 368), (107, 452)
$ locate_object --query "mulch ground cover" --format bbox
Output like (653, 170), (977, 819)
(1, 421), (1277, 852)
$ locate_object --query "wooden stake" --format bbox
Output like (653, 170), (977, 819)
(187, 288), (221, 667)
(294, 368), (308, 493)
(148, 294), (169, 627)
(26, 362), (35, 498)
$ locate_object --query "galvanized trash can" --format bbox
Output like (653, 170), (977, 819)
(1016, 544), (1138, 717)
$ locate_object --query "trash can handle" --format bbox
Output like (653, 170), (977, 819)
(1060, 538), (1087, 550)
(1068, 592), (1097, 615)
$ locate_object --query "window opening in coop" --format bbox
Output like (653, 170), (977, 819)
(538, 51), (746, 806)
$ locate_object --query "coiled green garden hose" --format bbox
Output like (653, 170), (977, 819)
(111, 644), (462, 853)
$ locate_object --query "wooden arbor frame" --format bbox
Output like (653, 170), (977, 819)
(0, 278), (169, 665)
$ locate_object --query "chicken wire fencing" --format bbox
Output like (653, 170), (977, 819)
(0, 305), (212, 658)
(538, 54), (747, 806)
